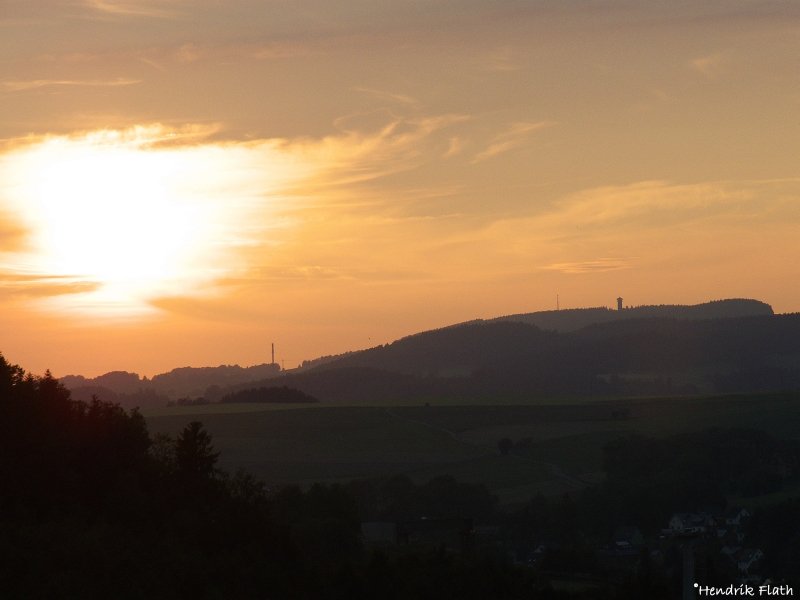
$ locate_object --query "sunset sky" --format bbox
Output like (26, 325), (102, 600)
(2, 1), (799, 377)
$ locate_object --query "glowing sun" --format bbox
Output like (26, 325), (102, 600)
(0, 126), (294, 316)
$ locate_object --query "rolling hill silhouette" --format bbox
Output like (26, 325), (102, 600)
(491, 298), (773, 331)
(229, 299), (799, 401)
(61, 299), (799, 404)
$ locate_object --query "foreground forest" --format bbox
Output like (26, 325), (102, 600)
(0, 354), (562, 599)
(3, 352), (800, 598)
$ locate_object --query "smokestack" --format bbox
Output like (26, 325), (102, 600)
(271, 343), (275, 365)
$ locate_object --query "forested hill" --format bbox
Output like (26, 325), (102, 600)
(60, 362), (281, 406)
(58, 299), (784, 405)
(272, 310), (800, 400)
(491, 298), (773, 332)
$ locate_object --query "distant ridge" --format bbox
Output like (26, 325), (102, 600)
(490, 298), (773, 332)
(59, 298), (783, 406)
(60, 362), (281, 405)
(282, 303), (799, 401)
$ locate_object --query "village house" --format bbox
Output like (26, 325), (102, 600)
(667, 512), (714, 536)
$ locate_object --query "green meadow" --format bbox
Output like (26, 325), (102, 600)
(145, 392), (800, 505)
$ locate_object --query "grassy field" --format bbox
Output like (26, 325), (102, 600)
(141, 392), (624, 418)
(148, 406), (483, 486)
(145, 392), (800, 505)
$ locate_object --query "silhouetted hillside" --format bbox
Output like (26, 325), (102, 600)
(150, 363), (281, 398)
(61, 362), (282, 403)
(231, 367), (428, 403)
(61, 371), (170, 410)
(60, 370), (142, 394)
(255, 311), (800, 401)
(59, 299), (788, 404)
(493, 298), (773, 332)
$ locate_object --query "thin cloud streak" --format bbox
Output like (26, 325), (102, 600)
(0, 216), (28, 251)
(173, 41), (315, 64)
(353, 87), (418, 106)
(81, 0), (182, 19)
(541, 180), (800, 231)
(543, 258), (633, 274)
(2, 78), (142, 92)
(477, 46), (522, 72)
(690, 52), (725, 76)
(0, 272), (100, 298)
(472, 121), (555, 163)
(428, 177), (800, 288)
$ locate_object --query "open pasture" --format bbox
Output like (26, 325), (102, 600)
(146, 392), (800, 504)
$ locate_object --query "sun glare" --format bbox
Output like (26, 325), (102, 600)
(0, 126), (296, 317)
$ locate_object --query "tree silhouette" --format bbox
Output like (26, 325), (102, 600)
(175, 421), (219, 478)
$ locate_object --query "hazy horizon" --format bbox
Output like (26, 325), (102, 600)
(2, 1), (799, 377)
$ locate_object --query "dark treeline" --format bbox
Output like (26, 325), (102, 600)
(67, 383), (171, 411)
(220, 385), (319, 404)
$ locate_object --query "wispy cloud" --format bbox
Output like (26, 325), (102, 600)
(0, 216), (27, 251)
(314, 113), (470, 186)
(1, 78), (141, 92)
(449, 177), (800, 285)
(170, 40), (315, 64)
(81, 0), (182, 19)
(543, 258), (632, 274)
(539, 179), (790, 231)
(249, 42), (315, 60)
(689, 52), (725, 77)
(0, 273), (99, 299)
(353, 87), (418, 107)
(174, 42), (203, 64)
(472, 121), (555, 163)
(477, 46), (521, 72)
(31, 40), (314, 73)
(222, 264), (428, 285)
(443, 136), (466, 158)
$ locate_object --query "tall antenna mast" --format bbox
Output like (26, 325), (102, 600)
(271, 343), (275, 365)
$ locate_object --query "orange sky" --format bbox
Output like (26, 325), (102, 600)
(1, 1), (799, 377)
